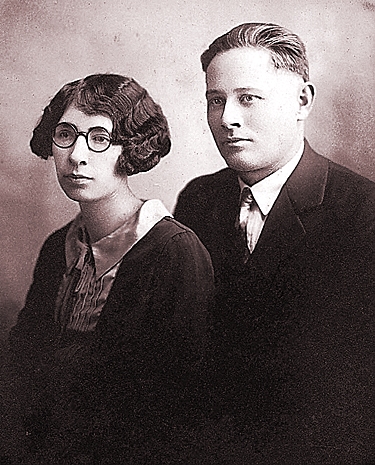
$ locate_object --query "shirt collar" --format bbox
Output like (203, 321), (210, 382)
(66, 199), (171, 278)
(238, 142), (304, 216)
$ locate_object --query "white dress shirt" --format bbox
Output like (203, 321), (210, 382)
(238, 143), (304, 253)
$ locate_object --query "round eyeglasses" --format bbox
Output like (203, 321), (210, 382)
(52, 122), (114, 153)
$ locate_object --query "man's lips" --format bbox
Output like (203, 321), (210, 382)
(222, 137), (253, 145)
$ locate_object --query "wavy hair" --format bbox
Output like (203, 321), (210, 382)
(201, 22), (309, 82)
(30, 74), (171, 175)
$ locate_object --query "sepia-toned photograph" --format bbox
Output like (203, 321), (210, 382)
(1, 0), (374, 463)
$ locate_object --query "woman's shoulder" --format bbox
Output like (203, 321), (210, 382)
(149, 216), (211, 260)
(152, 216), (198, 239)
(39, 221), (73, 256)
(137, 199), (199, 244)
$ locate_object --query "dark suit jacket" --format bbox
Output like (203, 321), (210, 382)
(174, 141), (375, 464)
(9, 217), (214, 464)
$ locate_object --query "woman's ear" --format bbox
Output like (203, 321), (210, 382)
(297, 81), (316, 121)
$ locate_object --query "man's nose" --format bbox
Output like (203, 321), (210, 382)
(221, 101), (242, 128)
(68, 135), (89, 165)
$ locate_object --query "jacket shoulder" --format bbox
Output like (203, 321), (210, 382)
(179, 168), (236, 195)
(304, 141), (375, 195)
(327, 158), (375, 193)
(288, 142), (375, 215)
(175, 168), (238, 213)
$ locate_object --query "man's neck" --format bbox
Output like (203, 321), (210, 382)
(237, 141), (305, 187)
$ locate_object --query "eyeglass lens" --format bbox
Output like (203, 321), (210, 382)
(52, 123), (112, 152)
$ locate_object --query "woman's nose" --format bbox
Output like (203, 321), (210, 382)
(221, 101), (242, 129)
(68, 135), (89, 165)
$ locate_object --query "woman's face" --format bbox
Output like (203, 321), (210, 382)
(52, 105), (126, 204)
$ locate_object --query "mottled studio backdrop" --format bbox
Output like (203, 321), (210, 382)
(1, 0), (375, 340)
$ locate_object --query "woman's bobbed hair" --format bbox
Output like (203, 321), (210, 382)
(30, 74), (171, 175)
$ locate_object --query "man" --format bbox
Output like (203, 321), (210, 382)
(174, 23), (375, 463)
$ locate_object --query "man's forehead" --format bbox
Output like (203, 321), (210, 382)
(205, 47), (301, 92)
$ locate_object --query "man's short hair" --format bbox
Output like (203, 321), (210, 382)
(30, 74), (171, 176)
(201, 22), (310, 82)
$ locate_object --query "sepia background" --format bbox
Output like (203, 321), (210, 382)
(1, 0), (375, 340)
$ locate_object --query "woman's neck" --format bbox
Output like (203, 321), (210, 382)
(79, 190), (144, 243)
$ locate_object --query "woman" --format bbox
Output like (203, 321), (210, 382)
(9, 74), (214, 464)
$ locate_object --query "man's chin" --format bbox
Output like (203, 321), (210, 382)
(222, 154), (257, 173)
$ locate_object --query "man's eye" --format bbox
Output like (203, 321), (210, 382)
(208, 97), (224, 107)
(240, 94), (255, 103)
(240, 94), (262, 104)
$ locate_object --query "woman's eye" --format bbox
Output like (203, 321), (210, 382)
(92, 135), (109, 143)
(89, 129), (111, 146)
(59, 130), (71, 139)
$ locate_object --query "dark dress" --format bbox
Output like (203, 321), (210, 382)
(9, 217), (214, 464)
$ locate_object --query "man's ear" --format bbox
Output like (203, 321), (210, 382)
(297, 82), (316, 121)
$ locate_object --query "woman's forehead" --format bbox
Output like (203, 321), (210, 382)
(59, 105), (114, 132)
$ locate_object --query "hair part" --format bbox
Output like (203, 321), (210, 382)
(201, 22), (310, 82)
(30, 74), (171, 176)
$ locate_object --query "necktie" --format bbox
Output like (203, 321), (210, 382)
(236, 186), (254, 261)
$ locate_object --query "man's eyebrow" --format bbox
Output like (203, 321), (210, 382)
(235, 87), (263, 94)
(206, 87), (263, 97)
(205, 89), (221, 98)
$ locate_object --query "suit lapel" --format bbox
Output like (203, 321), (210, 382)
(250, 187), (306, 279)
(247, 141), (329, 280)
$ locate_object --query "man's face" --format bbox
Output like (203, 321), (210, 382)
(206, 46), (308, 183)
